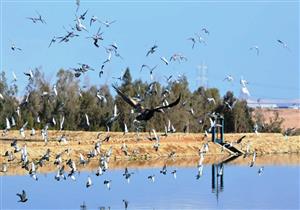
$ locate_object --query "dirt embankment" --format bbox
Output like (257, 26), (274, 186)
(1, 131), (299, 167)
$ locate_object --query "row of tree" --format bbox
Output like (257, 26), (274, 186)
(0, 68), (283, 133)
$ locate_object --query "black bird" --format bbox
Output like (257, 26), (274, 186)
(201, 28), (210, 35)
(16, 190), (28, 202)
(146, 44), (158, 56)
(104, 180), (112, 190)
(48, 36), (57, 48)
(160, 164), (167, 175)
(113, 85), (181, 121)
(79, 10), (88, 20)
(236, 135), (246, 144)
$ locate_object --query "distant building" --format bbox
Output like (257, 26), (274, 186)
(247, 99), (300, 109)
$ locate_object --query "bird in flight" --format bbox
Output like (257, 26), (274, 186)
(100, 20), (116, 27)
(170, 53), (187, 63)
(187, 37), (196, 49)
(112, 84), (181, 121)
(27, 11), (46, 24)
(90, 15), (99, 26)
(160, 56), (169, 65)
(146, 43), (158, 56)
(195, 33), (207, 45)
(75, 16), (88, 32)
(79, 10), (88, 20)
(16, 190), (28, 202)
(201, 28), (210, 35)
(86, 27), (103, 47)
(249, 45), (260, 56)
(223, 75), (234, 83)
(277, 39), (291, 51)
(11, 43), (22, 51)
(48, 36), (57, 48)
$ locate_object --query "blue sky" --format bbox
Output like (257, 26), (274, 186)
(1, 0), (299, 99)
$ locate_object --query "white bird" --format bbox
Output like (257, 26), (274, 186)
(249, 45), (260, 56)
(85, 114), (90, 127)
(240, 77), (249, 87)
(171, 170), (177, 179)
(253, 123), (259, 135)
(79, 153), (87, 165)
(195, 33), (207, 45)
(123, 122), (128, 135)
(241, 86), (250, 98)
(104, 49), (113, 63)
(208, 117), (216, 132)
(30, 128), (36, 136)
(96, 166), (103, 176)
(0, 93), (3, 100)
(148, 175), (155, 183)
(52, 117), (56, 126)
(196, 165), (204, 179)
(60, 116), (65, 131)
(100, 20), (116, 27)
(250, 151), (256, 167)
(223, 75), (234, 82)
(113, 104), (118, 117)
(160, 56), (169, 65)
(199, 152), (205, 165)
(11, 116), (16, 127)
(19, 122), (28, 138)
(36, 116), (41, 123)
(16, 107), (20, 117)
(75, 16), (88, 32)
(12, 72), (17, 82)
(6, 118), (11, 130)
(217, 165), (224, 176)
(207, 97), (216, 104)
(53, 85), (58, 96)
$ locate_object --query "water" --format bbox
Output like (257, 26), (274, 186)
(1, 163), (299, 210)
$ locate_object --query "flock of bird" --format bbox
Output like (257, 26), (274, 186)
(1, 0), (294, 209)
(3, 131), (264, 209)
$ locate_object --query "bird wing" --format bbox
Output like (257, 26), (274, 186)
(112, 85), (140, 109)
(236, 135), (246, 144)
(154, 94), (181, 111)
(82, 10), (88, 17)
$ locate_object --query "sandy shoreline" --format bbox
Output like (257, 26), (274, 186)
(1, 131), (299, 176)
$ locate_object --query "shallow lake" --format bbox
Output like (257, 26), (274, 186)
(1, 158), (300, 210)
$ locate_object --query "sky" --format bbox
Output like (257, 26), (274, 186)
(1, 0), (299, 100)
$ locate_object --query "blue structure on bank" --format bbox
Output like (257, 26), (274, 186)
(211, 115), (224, 144)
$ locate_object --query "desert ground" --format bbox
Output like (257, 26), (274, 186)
(255, 108), (300, 129)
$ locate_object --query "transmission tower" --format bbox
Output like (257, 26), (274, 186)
(197, 62), (208, 89)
